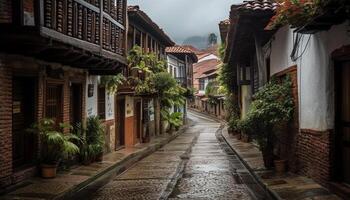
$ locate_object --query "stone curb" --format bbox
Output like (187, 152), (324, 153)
(25, 124), (190, 200)
(220, 128), (282, 200)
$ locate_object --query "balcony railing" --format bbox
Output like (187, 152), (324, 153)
(0, 0), (127, 73)
(41, 0), (126, 59)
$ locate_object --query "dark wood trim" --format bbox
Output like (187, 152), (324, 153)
(13, 0), (24, 26)
(332, 45), (350, 182)
(75, 0), (99, 12)
(332, 45), (350, 61)
(334, 59), (342, 182)
(272, 65), (297, 77)
(45, 78), (65, 85)
(102, 12), (125, 30)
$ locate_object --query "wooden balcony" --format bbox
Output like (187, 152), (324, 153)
(0, 0), (127, 74)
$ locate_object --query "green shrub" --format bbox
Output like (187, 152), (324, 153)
(73, 116), (105, 164)
(238, 77), (294, 151)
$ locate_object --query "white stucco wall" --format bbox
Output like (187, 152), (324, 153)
(86, 75), (115, 120)
(105, 92), (115, 120)
(270, 22), (350, 131)
(167, 54), (184, 78)
(86, 75), (98, 117)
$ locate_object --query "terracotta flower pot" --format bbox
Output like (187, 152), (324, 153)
(41, 164), (57, 178)
(236, 133), (242, 140)
(262, 151), (274, 169)
(241, 134), (251, 143)
(274, 159), (287, 174)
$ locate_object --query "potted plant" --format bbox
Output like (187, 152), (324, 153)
(238, 77), (294, 169)
(241, 132), (251, 143)
(28, 119), (79, 178)
(274, 158), (287, 174)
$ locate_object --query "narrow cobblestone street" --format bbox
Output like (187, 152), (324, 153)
(73, 111), (268, 200)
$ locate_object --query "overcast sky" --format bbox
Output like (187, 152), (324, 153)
(128, 0), (242, 44)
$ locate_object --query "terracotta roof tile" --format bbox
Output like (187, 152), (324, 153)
(166, 46), (198, 62)
(193, 59), (221, 80)
(196, 53), (211, 60)
(165, 46), (193, 54)
(238, 0), (277, 12)
(128, 5), (174, 46)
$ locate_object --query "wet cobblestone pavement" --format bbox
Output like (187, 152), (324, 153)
(78, 112), (268, 200)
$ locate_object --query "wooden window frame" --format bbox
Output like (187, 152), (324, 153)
(44, 80), (64, 125)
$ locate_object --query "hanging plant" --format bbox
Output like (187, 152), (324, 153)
(266, 0), (318, 30)
(266, 0), (348, 30)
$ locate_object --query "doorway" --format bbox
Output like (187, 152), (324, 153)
(135, 100), (142, 143)
(335, 61), (350, 185)
(12, 77), (36, 170)
(70, 83), (82, 126)
(116, 98), (125, 148)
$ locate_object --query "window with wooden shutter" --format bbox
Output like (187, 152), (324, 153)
(45, 83), (63, 124)
(98, 87), (106, 120)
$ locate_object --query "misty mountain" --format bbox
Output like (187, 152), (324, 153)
(182, 36), (208, 50)
(182, 34), (218, 50)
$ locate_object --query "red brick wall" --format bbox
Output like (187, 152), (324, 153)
(274, 65), (333, 186)
(0, 56), (88, 188)
(297, 129), (333, 185)
(23, 0), (34, 13)
(0, 60), (13, 184)
(274, 66), (299, 172)
(0, 0), (12, 23)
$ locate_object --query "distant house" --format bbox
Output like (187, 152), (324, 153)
(122, 5), (175, 146)
(193, 53), (225, 118)
(165, 46), (198, 119)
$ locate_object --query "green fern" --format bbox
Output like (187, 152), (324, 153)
(28, 119), (80, 165)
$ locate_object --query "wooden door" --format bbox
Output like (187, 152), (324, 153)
(135, 101), (142, 143)
(116, 99), (125, 147)
(12, 77), (36, 170)
(70, 83), (82, 126)
(336, 61), (350, 184)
